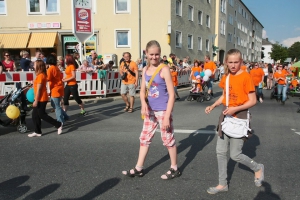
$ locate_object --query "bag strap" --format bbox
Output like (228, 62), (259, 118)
(146, 64), (164, 91)
(226, 74), (229, 108)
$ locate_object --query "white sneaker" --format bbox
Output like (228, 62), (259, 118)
(57, 123), (63, 135)
(28, 132), (42, 137)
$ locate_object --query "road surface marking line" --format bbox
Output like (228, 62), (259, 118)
(156, 129), (217, 134)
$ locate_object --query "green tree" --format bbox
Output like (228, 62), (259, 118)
(270, 42), (288, 63)
(288, 41), (300, 61)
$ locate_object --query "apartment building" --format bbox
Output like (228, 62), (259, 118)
(0, 0), (216, 67)
(262, 38), (274, 64)
(214, 0), (264, 63)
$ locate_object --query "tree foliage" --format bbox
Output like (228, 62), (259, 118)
(288, 41), (300, 61)
(270, 42), (288, 63)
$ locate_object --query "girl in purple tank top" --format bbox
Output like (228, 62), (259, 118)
(122, 40), (181, 179)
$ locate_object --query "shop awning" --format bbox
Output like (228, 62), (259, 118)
(27, 32), (57, 48)
(0, 33), (30, 48)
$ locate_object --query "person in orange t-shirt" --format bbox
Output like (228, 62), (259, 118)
(241, 65), (248, 72)
(46, 54), (69, 123)
(274, 64), (287, 104)
(204, 55), (217, 96)
(171, 66), (180, 100)
(205, 49), (264, 194)
(63, 54), (86, 115)
(28, 60), (63, 137)
(119, 52), (139, 113)
(250, 63), (265, 103)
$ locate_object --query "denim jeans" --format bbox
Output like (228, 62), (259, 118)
(255, 86), (263, 99)
(277, 84), (287, 102)
(51, 97), (69, 123)
(216, 134), (261, 186)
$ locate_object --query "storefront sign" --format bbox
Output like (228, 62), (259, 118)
(28, 22), (61, 29)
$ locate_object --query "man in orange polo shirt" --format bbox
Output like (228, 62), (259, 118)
(204, 55), (217, 96)
(119, 52), (138, 113)
(250, 63), (264, 103)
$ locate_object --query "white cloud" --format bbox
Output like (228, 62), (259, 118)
(262, 29), (267, 39)
(282, 36), (300, 47)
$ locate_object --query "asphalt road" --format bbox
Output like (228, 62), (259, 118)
(0, 83), (299, 200)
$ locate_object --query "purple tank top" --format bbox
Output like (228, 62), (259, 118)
(145, 70), (169, 111)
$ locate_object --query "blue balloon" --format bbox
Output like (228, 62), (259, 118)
(194, 72), (200, 77)
(200, 72), (205, 77)
(26, 88), (35, 103)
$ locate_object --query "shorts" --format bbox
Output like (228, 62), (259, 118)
(121, 83), (136, 96)
(139, 109), (175, 147)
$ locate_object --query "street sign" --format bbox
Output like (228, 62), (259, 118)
(72, 0), (94, 43)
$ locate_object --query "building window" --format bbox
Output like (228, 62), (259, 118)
(188, 5), (194, 21)
(229, 0), (234, 7)
(198, 10), (202, 25)
(206, 15), (210, 27)
(221, 0), (226, 13)
(175, 31), (182, 48)
(176, 0), (182, 16)
(115, 0), (130, 13)
(27, 0), (59, 15)
(229, 14), (233, 25)
(228, 33), (232, 43)
(0, 0), (7, 15)
(207, 0), (211, 4)
(220, 20), (226, 35)
(234, 27), (236, 36)
(198, 37), (202, 50)
(206, 39), (210, 51)
(115, 30), (131, 48)
(187, 34), (193, 49)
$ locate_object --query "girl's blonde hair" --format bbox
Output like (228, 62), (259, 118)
(224, 49), (242, 75)
(145, 40), (161, 69)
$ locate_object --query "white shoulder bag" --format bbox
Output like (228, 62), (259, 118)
(221, 74), (251, 138)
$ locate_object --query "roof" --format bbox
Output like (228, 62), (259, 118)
(262, 38), (272, 45)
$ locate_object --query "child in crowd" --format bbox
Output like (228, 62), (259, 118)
(79, 60), (95, 72)
(171, 66), (180, 100)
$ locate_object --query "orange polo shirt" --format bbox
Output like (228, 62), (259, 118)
(204, 61), (217, 78)
(33, 73), (48, 102)
(65, 64), (77, 86)
(47, 65), (64, 97)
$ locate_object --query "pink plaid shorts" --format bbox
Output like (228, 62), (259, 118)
(139, 109), (175, 147)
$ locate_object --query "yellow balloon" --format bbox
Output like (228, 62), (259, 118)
(6, 105), (20, 119)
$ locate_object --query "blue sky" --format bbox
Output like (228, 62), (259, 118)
(242, 0), (300, 47)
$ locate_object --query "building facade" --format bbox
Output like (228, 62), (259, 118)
(0, 0), (262, 67)
(214, 0), (264, 64)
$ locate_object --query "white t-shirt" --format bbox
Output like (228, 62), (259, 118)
(263, 67), (268, 76)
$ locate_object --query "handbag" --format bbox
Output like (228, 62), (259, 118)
(221, 74), (251, 138)
(141, 64), (164, 119)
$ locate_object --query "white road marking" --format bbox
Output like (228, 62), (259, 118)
(156, 129), (217, 134)
(295, 132), (300, 136)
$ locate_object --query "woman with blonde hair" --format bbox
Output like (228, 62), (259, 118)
(28, 60), (63, 137)
(20, 50), (31, 71)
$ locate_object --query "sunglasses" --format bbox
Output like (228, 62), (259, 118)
(5, 55), (10, 56)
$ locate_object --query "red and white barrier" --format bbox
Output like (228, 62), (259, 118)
(0, 71), (191, 98)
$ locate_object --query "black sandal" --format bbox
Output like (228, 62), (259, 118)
(161, 168), (181, 180)
(127, 108), (133, 113)
(124, 106), (129, 111)
(123, 168), (144, 177)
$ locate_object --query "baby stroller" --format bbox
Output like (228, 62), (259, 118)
(270, 83), (283, 101)
(186, 80), (211, 102)
(0, 84), (32, 133)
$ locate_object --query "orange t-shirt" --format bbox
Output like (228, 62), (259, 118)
(241, 65), (248, 71)
(274, 72), (286, 85)
(219, 71), (255, 107)
(47, 65), (64, 97)
(196, 79), (201, 89)
(250, 68), (264, 86)
(120, 61), (138, 84)
(291, 79), (298, 87)
(191, 66), (202, 80)
(65, 64), (77, 86)
(33, 73), (48, 102)
(204, 61), (217, 78)
(171, 71), (178, 86)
